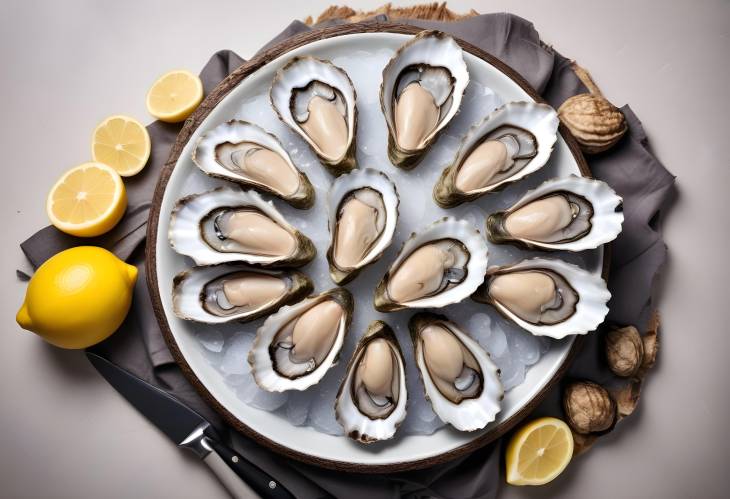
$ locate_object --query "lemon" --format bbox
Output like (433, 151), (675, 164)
(16, 247), (137, 349)
(505, 416), (574, 486)
(46, 162), (127, 237)
(92, 115), (151, 176)
(146, 69), (203, 123)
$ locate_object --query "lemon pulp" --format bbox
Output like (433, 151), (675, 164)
(506, 416), (574, 486)
(146, 70), (203, 123)
(92, 115), (151, 176)
(46, 162), (126, 237)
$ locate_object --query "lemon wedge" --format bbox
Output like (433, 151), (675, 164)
(16, 246), (137, 349)
(46, 162), (127, 237)
(92, 115), (151, 176)
(146, 69), (203, 123)
(506, 417), (574, 486)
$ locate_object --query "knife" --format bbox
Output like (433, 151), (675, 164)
(86, 352), (296, 499)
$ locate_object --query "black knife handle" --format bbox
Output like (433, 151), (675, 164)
(204, 437), (296, 499)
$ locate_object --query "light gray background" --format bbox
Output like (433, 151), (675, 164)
(1, 1), (728, 498)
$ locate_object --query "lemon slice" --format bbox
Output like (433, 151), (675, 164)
(46, 162), (127, 237)
(146, 69), (203, 123)
(92, 115), (151, 176)
(506, 417), (574, 486)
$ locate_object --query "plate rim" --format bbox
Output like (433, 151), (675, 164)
(145, 21), (603, 473)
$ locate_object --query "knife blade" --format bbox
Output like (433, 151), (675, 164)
(86, 352), (295, 499)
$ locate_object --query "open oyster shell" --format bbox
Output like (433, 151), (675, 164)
(472, 258), (610, 339)
(270, 57), (357, 176)
(434, 101), (559, 207)
(381, 30), (469, 169)
(409, 313), (503, 431)
(486, 175), (624, 251)
(192, 120), (315, 209)
(172, 265), (312, 324)
(326, 168), (399, 285)
(335, 321), (407, 443)
(168, 187), (316, 267)
(374, 217), (489, 312)
(248, 288), (353, 392)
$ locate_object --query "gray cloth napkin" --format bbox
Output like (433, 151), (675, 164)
(20, 13), (675, 499)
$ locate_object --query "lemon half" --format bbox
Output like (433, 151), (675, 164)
(92, 115), (151, 176)
(506, 417), (574, 486)
(146, 69), (203, 123)
(46, 162), (127, 237)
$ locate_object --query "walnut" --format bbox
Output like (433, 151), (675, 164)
(604, 325), (644, 378)
(638, 311), (660, 377)
(558, 63), (627, 154)
(563, 381), (616, 434)
(611, 380), (642, 419)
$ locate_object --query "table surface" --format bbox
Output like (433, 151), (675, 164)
(1, 1), (728, 498)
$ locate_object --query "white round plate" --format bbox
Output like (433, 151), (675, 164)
(150, 27), (601, 471)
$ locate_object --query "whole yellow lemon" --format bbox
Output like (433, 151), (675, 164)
(16, 246), (137, 349)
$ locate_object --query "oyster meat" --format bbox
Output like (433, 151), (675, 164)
(486, 175), (624, 251)
(172, 265), (312, 324)
(249, 288), (353, 392)
(434, 101), (559, 207)
(473, 258), (611, 338)
(168, 187), (315, 267)
(381, 31), (469, 169)
(409, 313), (502, 431)
(335, 321), (407, 443)
(270, 57), (357, 176)
(192, 120), (315, 209)
(327, 168), (399, 284)
(374, 217), (488, 312)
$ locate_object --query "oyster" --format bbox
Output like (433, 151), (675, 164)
(472, 258), (611, 338)
(172, 265), (312, 324)
(168, 187), (315, 267)
(381, 31), (469, 169)
(326, 168), (399, 284)
(409, 313), (502, 431)
(374, 217), (488, 312)
(270, 57), (357, 176)
(434, 102), (559, 207)
(335, 321), (407, 443)
(486, 175), (624, 251)
(248, 288), (353, 392)
(192, 120), (315, 209)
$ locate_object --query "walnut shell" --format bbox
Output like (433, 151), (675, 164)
(563, 381), (616, 434)
(558, 62), (627, 154)
(559, 94), (627, 154)
(604, 325), (644, 378)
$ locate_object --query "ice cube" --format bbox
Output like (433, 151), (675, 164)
(220, 334), (253, 375)
(196, 328), (224, 353)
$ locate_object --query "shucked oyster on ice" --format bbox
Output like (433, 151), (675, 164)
(335, 321), (407, 443)
(380, 31), (469, 169)
(472, 258), (610, 339)
(374, 217), (488, 312)
(434, 102), (559, 208)
(486, 175), (624, 251)
(172, 265), (312, 324)
(326, 168), (399, 285)
(249, 288), (353, 392)
(270, 57), (357, 176)
(409, 313), (502, 431)
(192, 120), (315, 209)
(168, 187), (315, 267)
